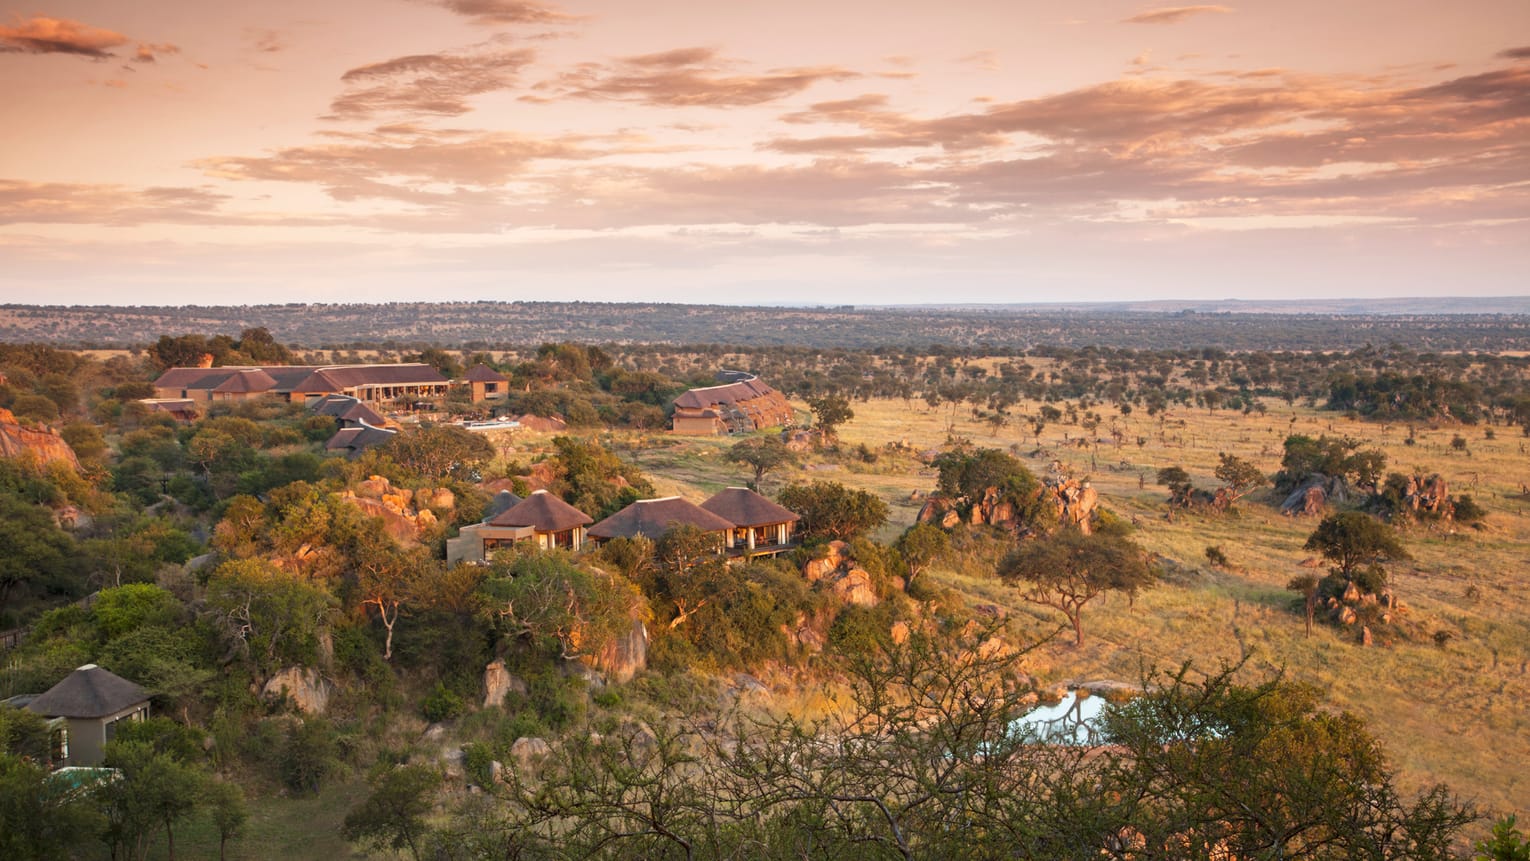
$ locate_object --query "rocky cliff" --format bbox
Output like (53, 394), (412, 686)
(0, 407), (80, 470)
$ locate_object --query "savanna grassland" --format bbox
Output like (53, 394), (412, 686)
(596, 385), (1530, 822)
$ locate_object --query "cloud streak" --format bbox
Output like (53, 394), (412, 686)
(531, 47), (858, 107)
(423, 0), (578, 26)
(1121, 5), (1231, 25)
(328, 45), (537, 119)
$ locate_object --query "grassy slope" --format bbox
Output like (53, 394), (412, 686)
(608, 393), (1529, 824)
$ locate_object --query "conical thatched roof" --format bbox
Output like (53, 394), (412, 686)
(487, 489), (592, 532)
(27, 664), (149, 719)
(481, 489), (524, 522)
(700, 487), (800, 528)
(589, 497), (734, 540)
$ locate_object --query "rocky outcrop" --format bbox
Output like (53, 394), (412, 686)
(802, 540), (879, 607)
(0, 408), (80, 470)
(261, 667), (330, 714)
(1394, 473), (1453, 518)
(335, 474), (451, 541)
(584, 617), (648, 684)
(482, 659), (528, 708)
(1280, 475), (1352, 516)
(915, 478), (1100, 535)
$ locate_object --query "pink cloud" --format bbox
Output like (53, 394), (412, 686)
(0, 16), (130, 58)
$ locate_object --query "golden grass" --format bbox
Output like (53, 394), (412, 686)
(603, 395), (1530, 825)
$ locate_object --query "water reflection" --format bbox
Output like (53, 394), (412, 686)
(1013, 691), (1109, 745)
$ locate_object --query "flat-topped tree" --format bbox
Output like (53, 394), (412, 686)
(999, 530), (1155, 646)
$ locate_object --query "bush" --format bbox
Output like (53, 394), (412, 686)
(421, 682), (465, 723)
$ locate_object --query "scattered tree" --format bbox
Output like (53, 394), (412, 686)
(343, 765), (442, 861)
(1304, 511), (1410, 595)
(893, 522), (950, 583)
(806, 393), (854, 442)
(999, 530), (1156, 646)
(724, 435), (799, 490)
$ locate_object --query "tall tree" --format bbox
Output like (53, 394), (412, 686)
(1304, 511), (1409, 594)
(806, 393), (854, 443)
(999, 530), (1156, 646)
(724, 435), (799, 491)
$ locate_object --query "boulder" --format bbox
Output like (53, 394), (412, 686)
(261, 667), (330, 715)
(829, 568), (878, 607)
(483, 659), (528, 708)
(803, 540), (851, 583)
(1359, 626), (1374, 647)
(510, 737), (550, 773)
(890, 620), (911, 645)
(584, 617), (648, 684)
(0, 408), (80, 470)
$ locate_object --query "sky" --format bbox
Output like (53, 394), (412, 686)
(1, 0), (1527, 307)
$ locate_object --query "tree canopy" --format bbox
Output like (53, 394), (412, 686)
(999, 530), (1156, 645)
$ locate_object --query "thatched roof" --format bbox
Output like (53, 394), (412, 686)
(487, 490), (592, 532)
(482, 489), (523, 522)
(589, 497), (734, 540)
(700, 487), (800, 528)
(27, 665), (148, 719)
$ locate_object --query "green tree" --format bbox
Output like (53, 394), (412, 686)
(0, 494), (79, 617)
(1214, 451), (1268, 505)
(893, 522), (950, 583)
(1304, 511), (1409, 595)
(724, 435), (799, 491)
(385, 424), (495, 481)
(205, 559), (336, 675)
(99, 740), (206, 861)
(1476, 815), (1530, 861)
(352, 532), (430, 661)
(999, 530), (1156, 646)
(0, 754), (101, 860)
(343, 765), (442, 861)
(806, 393), (854, 442)
(1103, 663), (1474, 859)
(777, 480), (889, 542)
(482, 555), (645, 661)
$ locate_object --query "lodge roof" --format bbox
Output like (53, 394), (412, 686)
(212, 368), (278, 394)
(672, 377), (781, 410)
(588, 496), (734, 540)
(486, 490), (592, 532)
(700, 487), (801, 528)
(325, 424), (396, 453)
(482, 490), (523, 522)
(27, 664), (149, 720)
(464, 364), (509, 383)
(289, 364), (449, 393)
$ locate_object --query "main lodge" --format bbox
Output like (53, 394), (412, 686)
(152, 363), (451, 405)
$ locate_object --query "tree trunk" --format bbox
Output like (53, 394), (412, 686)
(1071, 612), (1084, 646)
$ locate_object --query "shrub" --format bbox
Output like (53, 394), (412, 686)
(421, 682), (466, 723)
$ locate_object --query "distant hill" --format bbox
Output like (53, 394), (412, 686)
(2, 299), (1528, 352)
(899, 297), (1530, 315)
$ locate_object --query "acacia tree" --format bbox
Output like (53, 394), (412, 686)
(1304, 511), (1409, 595)
(343, 765), (442, 861)
(893, 522), (950, 584)
(806, 394), (854, 443)
(1214, 452), (1268, 506)
(352, 533), (431, 661)
(999, 530), (1156, 646)
(724, 435), (799, 491)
